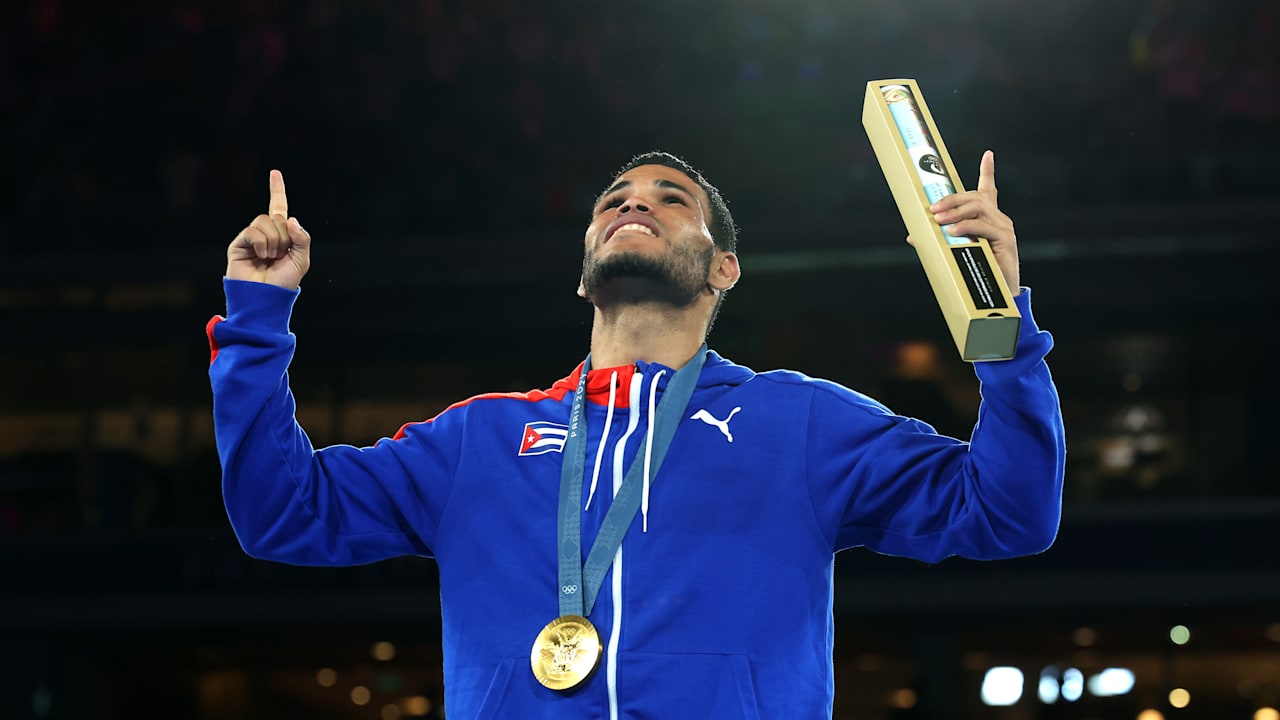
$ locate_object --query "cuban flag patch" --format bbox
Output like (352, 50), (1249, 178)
(519, 421), (569, 456)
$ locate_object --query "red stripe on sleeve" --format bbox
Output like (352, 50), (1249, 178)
(386, 385), (573, 443)
(206, 316), (225, 365)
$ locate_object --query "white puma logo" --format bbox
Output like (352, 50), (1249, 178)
(690, 407), (742, 442)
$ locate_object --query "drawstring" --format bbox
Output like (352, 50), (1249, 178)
(584, 371), (618, 511)
(642, 370), (665, 532)
(581, 366), (666, 530)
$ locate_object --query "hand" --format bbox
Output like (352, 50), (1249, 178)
(226, 170), (312, 290)
(907, 151), (1021, 294)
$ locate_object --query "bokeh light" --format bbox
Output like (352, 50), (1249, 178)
(889, 688), (917, 709)
(372, 641), (397, 661)
(981, 667), (1024, 706)
(402, 696), (431, 716)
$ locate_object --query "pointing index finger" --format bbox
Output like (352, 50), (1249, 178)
(977, 150), (997, 198)
(268, 169), (288, 218)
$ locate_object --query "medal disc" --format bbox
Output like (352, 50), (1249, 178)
(530, 615), (602, 690)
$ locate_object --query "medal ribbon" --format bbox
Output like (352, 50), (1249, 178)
(556, 345), (707, 618)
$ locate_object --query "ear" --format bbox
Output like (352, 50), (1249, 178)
(707, 252), (740, 293)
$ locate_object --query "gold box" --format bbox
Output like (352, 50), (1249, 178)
(862, 79), (1020, 362)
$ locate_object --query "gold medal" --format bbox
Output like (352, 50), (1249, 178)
(530, 615), (602, 690)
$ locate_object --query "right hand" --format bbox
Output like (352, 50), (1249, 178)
(226, 169), (312, 290)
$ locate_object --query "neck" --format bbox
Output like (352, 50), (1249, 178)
(587, 301), (709, 370)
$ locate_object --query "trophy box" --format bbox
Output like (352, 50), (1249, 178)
(862, 79), (1020, 362)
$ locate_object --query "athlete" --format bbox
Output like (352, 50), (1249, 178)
(209, 150), (1064, 719)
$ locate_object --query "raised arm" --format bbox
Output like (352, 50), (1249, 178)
(816, 153), (1064, 561)
(209, 172), (452, 566)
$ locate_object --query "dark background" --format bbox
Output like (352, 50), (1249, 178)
(1, 0), (1278, 718)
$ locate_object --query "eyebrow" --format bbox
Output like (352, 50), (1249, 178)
(597, 178), (700, 205)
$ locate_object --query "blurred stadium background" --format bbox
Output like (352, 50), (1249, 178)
(1, 0), (1278, 718)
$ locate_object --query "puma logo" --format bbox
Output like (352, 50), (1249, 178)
(690, 407), (741, 443)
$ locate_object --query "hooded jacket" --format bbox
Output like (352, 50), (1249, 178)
(208, 278), (1065, 720)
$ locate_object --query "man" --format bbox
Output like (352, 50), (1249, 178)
(208, 150), (1065, 719)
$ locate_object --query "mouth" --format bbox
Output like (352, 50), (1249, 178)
(605, 216), (660, 242)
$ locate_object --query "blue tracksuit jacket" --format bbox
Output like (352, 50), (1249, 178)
(208, 278), (1065, 720)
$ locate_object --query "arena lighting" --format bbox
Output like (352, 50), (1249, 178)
(372, 641), (397, 661)
(888, 689), (917, 709)
(1038, 670), (1060, 703)
(1255, 707), (1280, 720)
(981, 667), (1024, 706)
(401, 696), (431, 716)
(1087, 668), (1136, 697)
(1137, 710), (1165, 720)
(1169, 688), (1190, 708)
(351, 686), (372, 706)
(1169, 625), (1191, 645)
(1062, 668), (1084, 702)
(1072, 627), (1097, 647)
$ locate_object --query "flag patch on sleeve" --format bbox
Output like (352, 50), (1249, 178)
(519, 421), (569, 456)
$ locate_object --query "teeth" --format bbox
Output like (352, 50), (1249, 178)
(616, 223), (655, 237)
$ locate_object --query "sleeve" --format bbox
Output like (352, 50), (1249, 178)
(207, 278), (458, 566)
(807, 288), (1065, 562)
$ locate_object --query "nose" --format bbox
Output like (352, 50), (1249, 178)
(617, 195), (651, 214)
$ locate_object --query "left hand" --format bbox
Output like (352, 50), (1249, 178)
(912, 150), (1020, 294)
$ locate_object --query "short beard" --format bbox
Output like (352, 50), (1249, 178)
(581, 244), (713, 310)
